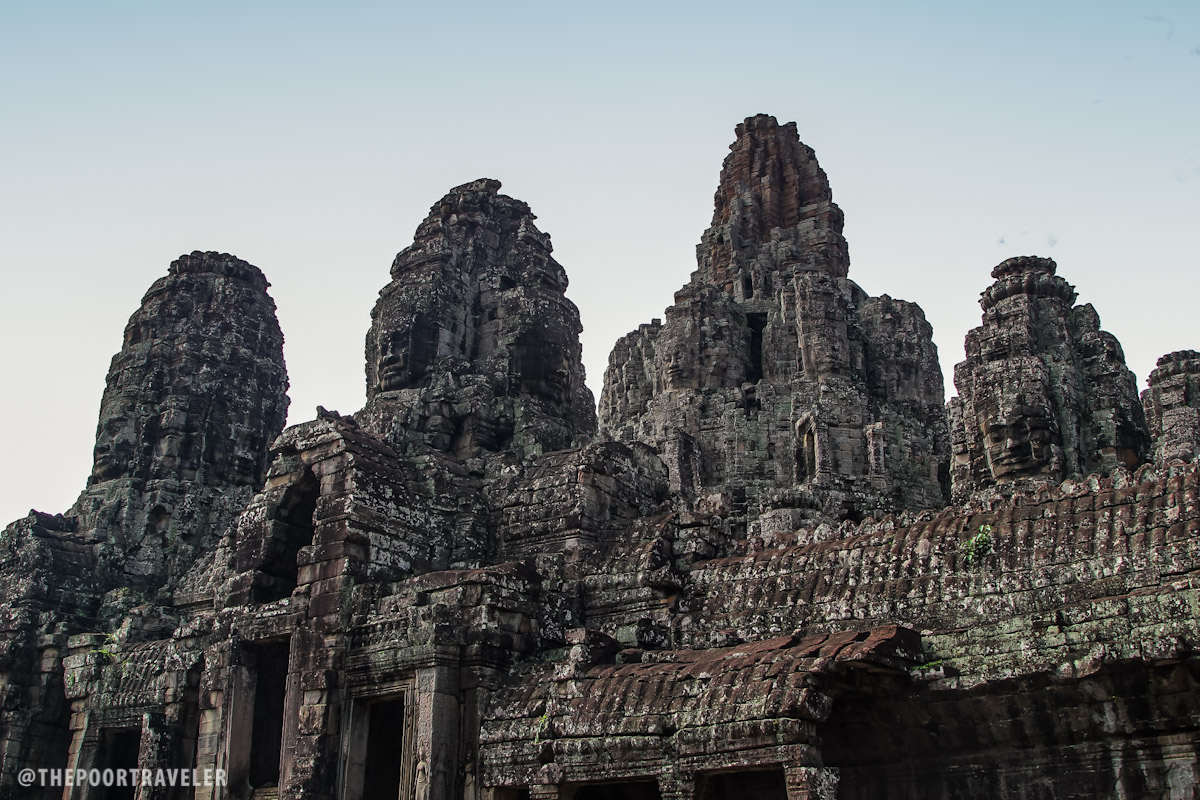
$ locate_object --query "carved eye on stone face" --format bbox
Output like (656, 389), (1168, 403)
(1026, 420), (1054, 453)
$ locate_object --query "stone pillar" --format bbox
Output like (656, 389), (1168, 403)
(217, 661), (254, 799)
(192, 703), (223, 800)
(139, 713), (173, 800)
(783, 766), (839, 800)
(61, 709), (109, 800)
(413, 666), (462, 800)
(528, 785), (562, 800)
(193, 648), (227, 800)
(277, 653), (303, 796)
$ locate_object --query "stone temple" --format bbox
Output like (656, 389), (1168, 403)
(1, 115), (1198, 800)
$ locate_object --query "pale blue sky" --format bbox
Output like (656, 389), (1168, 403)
(2, 1), (1197, 525)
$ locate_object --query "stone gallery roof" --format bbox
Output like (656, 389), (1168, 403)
(489, 625), (920, 730)
(480, 626), (921, 788)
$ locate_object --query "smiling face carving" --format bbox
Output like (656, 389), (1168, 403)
(370, 303), (442, 394)
(982, 396), (1063, 482)
(91, 412), (138, 482)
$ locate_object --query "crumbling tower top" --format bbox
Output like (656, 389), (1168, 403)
(697, 114), (848, 291)
(360, 179), (596, 459)
(89, 250), (289, 489)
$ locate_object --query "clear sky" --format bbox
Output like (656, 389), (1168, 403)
(2, 1), (1197, 527)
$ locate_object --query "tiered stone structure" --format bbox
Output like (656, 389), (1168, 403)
(1, 118), (1197, 800)
(601, 115), (950, 523)
(360, 178), (596, 460)
(0, 252), (288, 798)
(1142, 350), (1200, 465)
(948, 256), (1149, 501)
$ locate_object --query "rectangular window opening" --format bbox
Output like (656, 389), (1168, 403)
(746, 312), (768, 383)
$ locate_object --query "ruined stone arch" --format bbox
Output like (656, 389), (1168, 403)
(254, 466), (318, 603)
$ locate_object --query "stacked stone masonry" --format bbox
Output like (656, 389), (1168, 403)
(0, 116), (1196, 800)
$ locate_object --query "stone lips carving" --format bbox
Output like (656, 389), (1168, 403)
(1, 118), (1199, 800)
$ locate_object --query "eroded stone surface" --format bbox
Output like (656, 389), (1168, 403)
(949, 256), (1149, 501)
(1143, 349), (1200, 465)
(0, 252), (288, 797)
(360, 178), (595, 461)
(0, 121), (1197, 800)
(600, 114), (950, 523)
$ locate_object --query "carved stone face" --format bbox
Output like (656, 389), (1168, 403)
(92, 406), (201, 483)
(529, 365), (570, 406)
(665, 351), (693, 390)
(375, 329), (411, 392)
(373, 316), (439, 393)
(92, 413), (136, 481)
(512, 332), (571, 406)
(982, 402), (1060, 481)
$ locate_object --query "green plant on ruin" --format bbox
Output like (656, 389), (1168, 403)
(961, 524), (994, 567)
(90, 632), (122, 666)
(532, 709), (551, 745)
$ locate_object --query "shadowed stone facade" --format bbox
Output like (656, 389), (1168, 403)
(361, 178), (595, 461)
(1, 118), (1198, 800)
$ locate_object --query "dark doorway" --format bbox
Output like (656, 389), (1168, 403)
(248, 642), (290, 790)
(574, 781), (662, 800)
(362, 697), (407, 800)
(169, 665), (203, 800)
(493, 790), (531, 800)
(699, 769), (787, 800)
(100, 729), (141, 800)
